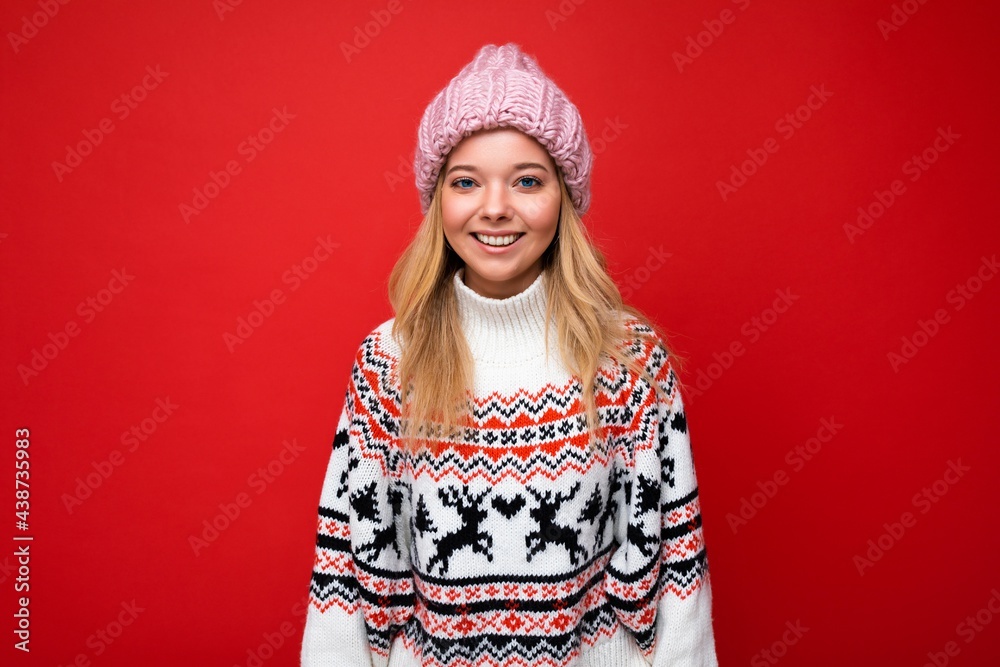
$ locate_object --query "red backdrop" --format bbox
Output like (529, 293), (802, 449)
(3, 1), (999, 665)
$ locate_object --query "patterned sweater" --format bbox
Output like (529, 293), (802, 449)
(300, 267), (718, 667)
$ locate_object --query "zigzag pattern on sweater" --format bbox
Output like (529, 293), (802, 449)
(396, 599), (622, 667)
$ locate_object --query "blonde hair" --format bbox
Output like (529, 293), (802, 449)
(387, 167), (686, 455)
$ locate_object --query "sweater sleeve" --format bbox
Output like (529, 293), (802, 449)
(300, 341), (413, 667)
(603, 336), (718, 667)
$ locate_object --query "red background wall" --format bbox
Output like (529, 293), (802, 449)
(3, 1), (999, 665)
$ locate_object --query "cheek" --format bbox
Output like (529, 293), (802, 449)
(519, 191), (561, 231)
(441, 196), (475, 230)
(440, 202), (465, 237)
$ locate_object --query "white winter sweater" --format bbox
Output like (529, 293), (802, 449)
(300, 267), (719, 666)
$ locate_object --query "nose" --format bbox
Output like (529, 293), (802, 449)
(480, 182), (512, 221)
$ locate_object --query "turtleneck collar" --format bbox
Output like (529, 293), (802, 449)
(452, 267), (553, 365)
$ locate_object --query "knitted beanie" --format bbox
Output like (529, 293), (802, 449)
(414, 43), (593, 216)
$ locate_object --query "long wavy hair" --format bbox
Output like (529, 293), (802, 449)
(387, 164), (686, 455)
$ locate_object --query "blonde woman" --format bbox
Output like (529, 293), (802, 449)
(301, 42), (719, 667)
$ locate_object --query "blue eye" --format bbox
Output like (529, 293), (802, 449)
(519, 176), (541, 188)
(453, 177), (475, 189)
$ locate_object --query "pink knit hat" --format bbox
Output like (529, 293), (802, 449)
(414, 43), (594, 216)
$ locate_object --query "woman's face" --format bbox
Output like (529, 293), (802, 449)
(441, 127), (561, 299)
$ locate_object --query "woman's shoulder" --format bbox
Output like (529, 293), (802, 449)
(351, 317), (402, 366)
(614, 310), (667, 352)
(603, 309), (676, 381)
(345, 317), (403, 410)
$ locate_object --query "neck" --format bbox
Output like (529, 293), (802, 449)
(452, 267), (552, 365)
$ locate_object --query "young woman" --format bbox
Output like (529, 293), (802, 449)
(301, 42), (718, 667)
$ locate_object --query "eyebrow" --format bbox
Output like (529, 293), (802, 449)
(445, 162), (550, 176)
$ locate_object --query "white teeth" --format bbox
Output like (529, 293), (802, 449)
(475, 233), (521, 247)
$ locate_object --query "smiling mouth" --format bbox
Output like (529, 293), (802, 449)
(473, 232), (524, 247)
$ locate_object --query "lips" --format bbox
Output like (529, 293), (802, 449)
(472, 232), (524, 247)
